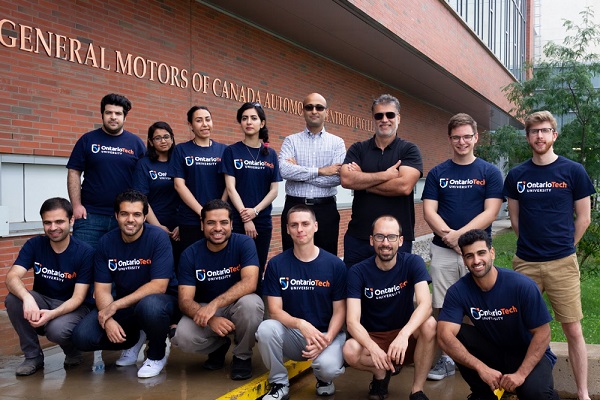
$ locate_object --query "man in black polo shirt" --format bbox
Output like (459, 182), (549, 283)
(340, 94), (423, 267)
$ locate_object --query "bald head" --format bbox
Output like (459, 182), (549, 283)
(302, 93), (328, 133)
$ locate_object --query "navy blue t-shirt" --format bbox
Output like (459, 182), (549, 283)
(178, 233), (259, 303)
(263, 248), (347, 332)
(133, 156), (180, 230)
(504, 156), (595, 261)
(94, 224), (178, 299)
(347, 253), (431, 332)
(220, 142), (282, 231)
(422, 158), (504, 248)
(344, 136), (423, 241)
(66, 128), (145, 215)
(439, 267), (556, 365)
(15, 236), (94, 302)
(169, 140), (227, 226)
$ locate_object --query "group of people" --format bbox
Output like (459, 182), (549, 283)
(4, 92), (594, 400)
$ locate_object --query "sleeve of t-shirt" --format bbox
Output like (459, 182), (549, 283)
(401, 142), (424, 175)
(132, 158), (150, 195)
(150, 230), (175, 280)
(168, 145), (185, 179)
(485, 164), (505, 199)
(573, 163), (596, 200)
(262, 257), (281, 297)
(177, 246), (197, 286)
(420, 167), (439, 201)
(239, 236), (260, 268)
(331, 259), (347, 301)
(346, 265), (364, 299)
(343, 142), (362, 165)
(14, 238), (36, 271)
(66, 135), (87, 171)
(219, 146), (234, 176)
(503, 170), (517, 199)
(75, 244), (95, 285)
(438, 285), (465, 324)
(408, 254), (431, 284)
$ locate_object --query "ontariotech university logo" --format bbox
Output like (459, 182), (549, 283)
(149, 170), (158, 180)
(516, 180), (567, 194)
(108, 258), (151, 272)
(92, 144), (101, 153)
(234, 159), (244, 170)
(364, 287), (374, 299)
(470, 305), (518, 320)
(439, 177), (486, 189)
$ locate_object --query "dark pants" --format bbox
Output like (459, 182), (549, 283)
(233, 225), (271, 296)
(456, 323), (559, 400)
(72, 293), (179, 361)
(179, 224), (203, 256)
(343, 233), (413, 268)
(281, 198), (340, 256)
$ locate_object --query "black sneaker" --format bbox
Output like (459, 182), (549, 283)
(203, 337), (231, 370)
(409, 390), (429, 400)
(230, 355), (252, 380)
(316, 379), (335, 396)
(15, 356), (44, 376)
(368, 370), (391, 400)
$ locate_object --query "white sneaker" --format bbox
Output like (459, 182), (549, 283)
(116, 330), (147, 366)
(263, 383), (289, 400)
(137, 355), (167, 378)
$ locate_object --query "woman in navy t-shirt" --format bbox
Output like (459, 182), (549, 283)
(220, 102), (281, 292)
(133, 121), (181, 265)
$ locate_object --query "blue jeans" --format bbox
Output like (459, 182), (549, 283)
(73, 213), (118, 249)
(343, 233), (413, 268)
(72, 294), (179, 360)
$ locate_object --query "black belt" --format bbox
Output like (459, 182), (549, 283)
(286, 195), (336, 205)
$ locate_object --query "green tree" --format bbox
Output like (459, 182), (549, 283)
(475, 125), (529, 174)
(503, 7), (600, 177)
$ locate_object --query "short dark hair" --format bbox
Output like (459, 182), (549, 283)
(114, 189), (149, 215)
(286, 204), (316, 221)
(236, 102), (270, 155)
(187, 105), (211, 123)
(147, 121), (175, 162)
(447, 113), (477, 136)
(458, 229), (492, 253)
(39, 197), (73, 219)
(371, 215), (402, 235)
(101, 93), (132, 117)
(201, 199), (233, 221)
(372, 94), (400, 114)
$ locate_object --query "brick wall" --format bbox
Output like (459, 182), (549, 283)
(0, 0), (506, 354)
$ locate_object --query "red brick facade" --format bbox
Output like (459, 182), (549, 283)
(0, 0), (517, 354)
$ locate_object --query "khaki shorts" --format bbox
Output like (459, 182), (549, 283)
(512, 253), (582, 323)
(429, 243), (467, 309)
(369, 329), (417, 366)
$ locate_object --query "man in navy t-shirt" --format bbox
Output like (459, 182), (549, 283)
(66, 93), (145, 249)
(438, 229), (559, 400)
(421, 113), (503, 380)
(503, 111), (595, 400)
(340, 94), (423, 267)
(71, 190), (179, 379)
(343, 216), (436, 400)
(257, 205), (347, 399)
(5, 198), (94, 376)
(171, 199), (263, 381)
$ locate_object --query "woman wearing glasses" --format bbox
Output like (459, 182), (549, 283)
(133, 121), (181, 253)
(170, 106), (227, 253)
(220, 102), (281, 293)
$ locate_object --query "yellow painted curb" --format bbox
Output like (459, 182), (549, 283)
(216, 360), (312, 400)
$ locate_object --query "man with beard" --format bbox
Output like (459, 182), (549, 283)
(438, 229), (559, 400)
(279, 93), (346, 256)
(340, 94), (423, 267)
(5, 198), (94, 376)
(171, 199), (263, 381)
(72, 190), (179, 379)
(504, 110), (595, 400)
(343, 216), (435, 400)
(67, 93), (145, 249)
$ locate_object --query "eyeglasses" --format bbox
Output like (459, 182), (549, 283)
(152, 135), (172, 142)
(303, 104), (326, 112)
(373, 112), (397, 120)
(372, 234), (400, 242)
(449, 134), (475, 143)
(528, 127), (554, 135)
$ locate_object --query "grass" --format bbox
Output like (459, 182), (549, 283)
(492, 230), (600, 344)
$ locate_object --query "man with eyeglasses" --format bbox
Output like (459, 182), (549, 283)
(344, 215), (435, 400)
(421, 113), (503, 381)
(340, 94), (423, 267)
(279, 93), (346, 256)
(504, 110), (595, 400)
